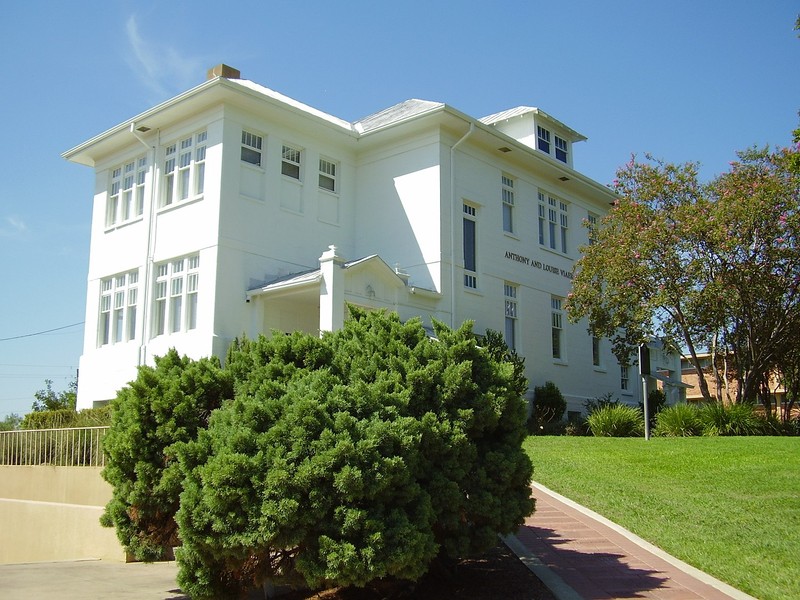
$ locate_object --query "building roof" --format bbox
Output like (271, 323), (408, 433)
(480, 106), (587, 143)
(354, 99), (445, 134)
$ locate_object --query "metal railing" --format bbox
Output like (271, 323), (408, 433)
(0, 426), (109, 467)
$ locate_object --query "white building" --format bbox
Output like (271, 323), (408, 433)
(64, 64), (632, 415)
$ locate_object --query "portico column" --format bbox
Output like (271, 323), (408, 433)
(319, 245), (345, 333)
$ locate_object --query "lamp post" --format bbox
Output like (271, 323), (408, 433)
(639, 344), (651, 441)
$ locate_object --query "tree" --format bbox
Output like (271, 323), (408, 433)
(175, 309), (534, 599)
(568, 142), (800, 408)
(566, 157), (717, 401)
(0, 414), (22, 431)
(32, 378), (77, 412)
(100, 349), (232, 561)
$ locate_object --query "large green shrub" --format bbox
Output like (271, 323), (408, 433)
(653, 403), (702, 437)
(176, 309), (534, 599)
(100, 350), (232, 561)
(587, 404), (644, 437)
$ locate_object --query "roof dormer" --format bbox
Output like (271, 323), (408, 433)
(480, 106), (586, 169)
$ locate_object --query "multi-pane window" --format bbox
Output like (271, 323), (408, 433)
(463, 204), (477, 289)
(162, 131), (206, 206)
(555, 135), (568, 163)
(98, 269), (138, 346)
(241, 130), (262, 166)
(620, 365), (630, 390)
(504, 283), (518, 351)
(281, 144), (302, 180)
(501, 174), (514, 233)
(152, 255), (200, 337)
(538, 192), (569, 254)
(592, 336), (601, 367)
(537, 125), (551, 154)
(551, 296), (563, 360)
(587, 212), (598, 245)
(319, 158), (337, 192)
(107, 155), (147, 227)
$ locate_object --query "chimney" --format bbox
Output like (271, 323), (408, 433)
(206, 64), (241, 80)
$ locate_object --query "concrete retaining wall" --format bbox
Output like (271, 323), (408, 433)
(0, 466), (126, 563)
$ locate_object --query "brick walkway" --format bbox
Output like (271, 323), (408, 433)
(505, 483), (756, 600)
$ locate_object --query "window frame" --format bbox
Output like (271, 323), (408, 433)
(241, 130), (263, 167)
(537, 125), (551, 154)
(538, 191), (569, 255)
(98, 269), (139, 347)
(161, 131), (207, 208)
(281, 144), (302, 180)
(554, 135), (568, 163)
(151, 254), (200, 338)
(318, 157), (338, 193)
(463, 203), (477, 289)
(106, 155), (147, 228)
(551, 296), (564, 361)
(504, 283), (518, 351)
(501, 174), (515, 233)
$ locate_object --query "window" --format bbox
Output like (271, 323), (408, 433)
(587, 212), (598, 245)
(162, 131), (206, 206)
(504, 283), (518, 350)
(537, 125), (551, 154)
(592, 336), (601, 367)
(241, 130), (262, 166)
(551, 296), (563, 360)
(281, 144), (302, 180)
(538, 192), (569, 254)
(319, 158), (337, 192)
(620, 365), (630, 391)
(98, 269), (138, 346)
(463, 204), (477, 288)
(152, 254), (199, 337)
(501, 174), (514, 233)
(106, 155), (147, 227)
(555, 135), (568, 163)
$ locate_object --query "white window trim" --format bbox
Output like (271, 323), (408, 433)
(98, 269), (139, 347)
(501, 174), (514, 234)
(538, 191), (569, 255)
(151, 254), (200, 338)
(106, 155), (147, 228)
(318, 157), (338, 193)
(241, 130), (263, 167)
(161, 131), (207, 208)
(504, 283), (518, 351)
(281, 144), (303, 181)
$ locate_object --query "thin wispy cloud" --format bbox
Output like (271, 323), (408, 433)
(125, 15), (204, 99)
(0, 216), (28, 238)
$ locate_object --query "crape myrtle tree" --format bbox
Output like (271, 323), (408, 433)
(175, 308), (534, 599)
(567, 136), (800, 409)
(100, 349), (232, 561)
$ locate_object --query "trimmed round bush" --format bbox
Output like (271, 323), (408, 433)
(654, 403), (702, 437)
(587, 404), (644, 437)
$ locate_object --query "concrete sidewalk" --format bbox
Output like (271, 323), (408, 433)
(504, 482), (758, 600)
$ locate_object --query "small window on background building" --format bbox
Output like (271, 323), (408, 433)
(621, 364), (630, 390)
(592, 336), (601, 367)
(587, 212), (598, 245)
(555, 135), (568, 163)
(281, 144), (302, 179)
(241, 130), (262, 166)
(319, 158), (337, 192)
(501, 174), (514, 233)
(537, 125), (551, 154)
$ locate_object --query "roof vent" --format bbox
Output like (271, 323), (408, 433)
(207, 64), (241, 80)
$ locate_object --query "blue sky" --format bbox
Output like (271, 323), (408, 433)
(1, 1), (798, 419)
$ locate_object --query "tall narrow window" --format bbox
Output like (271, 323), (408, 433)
(555, 135), (568, 163)
(107, 167), (121, 226)
(152, 255), (200, 337)
(620, 365), (630, 390)
(319, 158), (337, 192)
(194, 131), (207, 195)
(241, 130), (262, 166)
(463, 204), (477, 288)
(592, 336), (601, 367)
(537, 192), (546, 245)
(560, 200), (569, 254)
(163, 144), (176, 206)
(121, 161), (135, 220)
(107, 155), (147, 227)
(135, 157), (147, 216)
(281, 144), (302, 180)
(504, 283), (518, 351)
(501, 174), (514, 233)
(98, 269), (138, 346)
(587, 212), (598, 245)
(548, 197), (557, 250)
(551, 296), (563, 360)
(537, 125), (551, 154)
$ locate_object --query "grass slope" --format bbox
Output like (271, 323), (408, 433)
(523, 436), (799, 600)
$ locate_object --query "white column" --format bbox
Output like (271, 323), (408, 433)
(319, 245), (345, 333)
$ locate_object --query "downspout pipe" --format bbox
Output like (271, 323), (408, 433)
(449, 123), (474, 327)
(130, 123), (159, 366)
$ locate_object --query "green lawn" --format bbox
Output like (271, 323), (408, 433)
(523, 436), (799, 600)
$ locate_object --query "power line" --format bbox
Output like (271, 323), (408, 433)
(0, 322), (84, 342)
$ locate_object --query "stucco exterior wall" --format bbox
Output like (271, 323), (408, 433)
(0, 466), (125, 564)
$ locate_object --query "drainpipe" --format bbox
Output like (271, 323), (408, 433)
(449, 123), (474, 327)
(130, 123), (159, 366)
